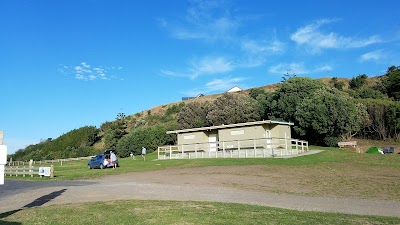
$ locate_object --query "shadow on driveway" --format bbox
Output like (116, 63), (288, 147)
(0, 189), (67, 224)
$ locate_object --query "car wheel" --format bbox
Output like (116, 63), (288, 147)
(100, 163), (104, 169)
(88, 164), (92, 169)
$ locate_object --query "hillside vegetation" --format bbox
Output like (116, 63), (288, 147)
(10, 66), (400, 161)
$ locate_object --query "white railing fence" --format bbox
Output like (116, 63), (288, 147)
(158, 137), (308, 160)
(7, 156), (93, 166)
(5, 164), (54, 178)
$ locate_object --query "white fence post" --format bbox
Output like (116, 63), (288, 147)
(0, 143), (7, 185)
(238, 140), (240, 158)
(223, 141), (225, 158)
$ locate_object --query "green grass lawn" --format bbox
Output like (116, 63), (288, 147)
(2, 199), (400, 225)
(3, 147), (400, 224)
(7, 147), (400, 200)
(9, 146), (400, 181)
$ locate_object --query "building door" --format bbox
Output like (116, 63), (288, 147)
(209, 133), (218, 152)
(266, 129), (271, 149)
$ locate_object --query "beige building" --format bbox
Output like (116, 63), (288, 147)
(167, 120), (293, 152)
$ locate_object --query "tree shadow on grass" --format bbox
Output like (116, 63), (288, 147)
(0, 188), (67, 224)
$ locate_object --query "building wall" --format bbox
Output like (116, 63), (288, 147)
(178, 131), (208, 145)
(270, 124), (291, 139)
(175, 123), (292, 151)
(177, 130), (217, 152)
(218, 125), (266, 141)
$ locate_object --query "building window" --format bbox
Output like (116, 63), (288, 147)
(231, 130), (244, 135)
(184, 134), (195, 140)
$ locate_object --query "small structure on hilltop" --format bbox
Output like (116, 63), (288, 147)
(226, 86), (242, 93)
(182, 93), (205, 101)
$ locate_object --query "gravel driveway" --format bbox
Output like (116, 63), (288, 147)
(1, 166), (400, 217)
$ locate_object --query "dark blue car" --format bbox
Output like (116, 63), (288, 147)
(87, 154), (118, 169)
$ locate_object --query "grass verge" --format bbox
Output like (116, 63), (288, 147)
(1, 200), (400, 225)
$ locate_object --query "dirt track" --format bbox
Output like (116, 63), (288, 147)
(1, 165), (400, 217)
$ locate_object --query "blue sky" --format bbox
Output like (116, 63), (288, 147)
(1, 0), (399, 154)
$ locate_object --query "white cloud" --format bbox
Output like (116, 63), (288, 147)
(205, 77), (245, 92)
(81, 62), (90, 68)
(241, 39), (285, 55)
(160, 1), (289, 76)
(238, 39), (286, 68)
(190, 56), (233, 77)
(161, 0), (238, 42)
(74, 66), (82, 71)
(75, 74), (85, 80)
(359, 50), (384, 62)
(315, 65), (333, 72)
(291, 19), (381, 53)
(269, 63), (307, 75)
(268, 62), (332, 75)
(162, 56), (233, 79)
(88, 75), (97, 80)
(160, 69), (184, 77)
(60, 62), (123, 81)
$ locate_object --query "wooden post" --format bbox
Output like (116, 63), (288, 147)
(50, 164), (54, 178)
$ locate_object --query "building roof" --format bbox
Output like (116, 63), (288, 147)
(226, 86), (242, 92)
(167, 120), (294, 134)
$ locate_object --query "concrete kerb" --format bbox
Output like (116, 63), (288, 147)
(276, 150), (324, 158)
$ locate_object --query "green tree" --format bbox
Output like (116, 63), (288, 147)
(206, 93), (260, 126)
(116, 123), (177, 157)
(271, 77), (325, 122)
(330, 77), (344, 90)
(358, 87), (387, 99)
(386, 102), (400, 141)
(166, 102), (185, 116)
(178, 102), (211, 129)
(10, 126), (99, 160)
(357, 99), (392, 140)
(384, 65), (400, 100)
(102, 114), (127, 148)
(248, 88), (267, 99)
(295, 87), (361, 146)
(256, 93), (269, 120)
(349, 74), (367, 90)
(281, 69), (297, 82)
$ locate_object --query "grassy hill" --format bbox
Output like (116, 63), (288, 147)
(10, 74), (397, 161)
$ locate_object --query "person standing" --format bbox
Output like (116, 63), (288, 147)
(110, 150), (117, 168)
(141, 147), (146, 161)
